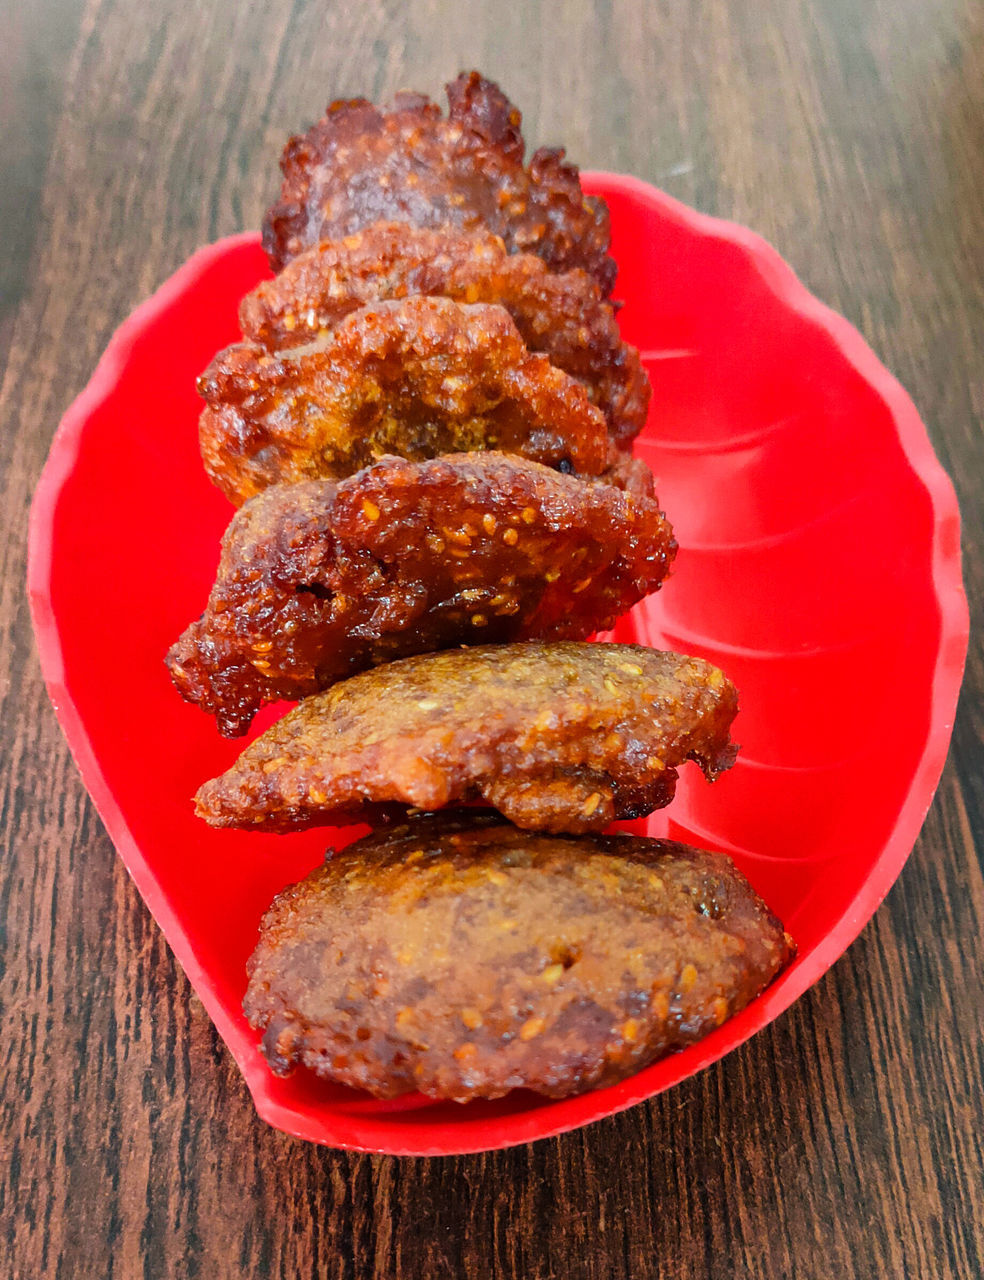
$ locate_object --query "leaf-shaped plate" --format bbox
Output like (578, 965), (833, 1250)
(28, 174), (968, 1155)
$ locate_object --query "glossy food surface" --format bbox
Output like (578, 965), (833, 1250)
(240, 222), (648, 442)
(27, 175), (967, 1154)
(245, 814), (794, 1101)
(263, 71), (615, 291)
(196, 642), (737, 833)
(200, 295), (613, 504)
(167, 455), (676, 736)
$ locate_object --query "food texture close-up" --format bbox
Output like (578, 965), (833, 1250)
(195, 642), (738, 833)
(167, 454), (677, 736)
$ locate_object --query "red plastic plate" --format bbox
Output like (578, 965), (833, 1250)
(28, 174), (968, 1155)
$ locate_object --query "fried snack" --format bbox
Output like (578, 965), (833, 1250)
(262, 71), (616, 293)
(200, 296), (613, 506)
(604, 450), (658, 502)
(166, 454), (676, 737)
(240, 223), (649, 444)
(196, 643), (737, 834)
(244, 813), (795, 1100)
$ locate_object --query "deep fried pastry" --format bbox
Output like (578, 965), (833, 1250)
(166, 454), (676, 737)
(196, 643), (737, 833)
(200, 296), (612, 506)
(262, 71), (616, 293)
(240, 223), (649, 444)
(244, 813), (795, 1100)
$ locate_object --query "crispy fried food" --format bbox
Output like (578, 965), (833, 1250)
(603, 450), (657, 502)
(196, 643), (737, 834)
(240, 223), (649, 444)
(166, 454), (676, 737)
(244, 813), (795, 1100)
(262, 71), (616, 293)
(200, 296), (613, 506)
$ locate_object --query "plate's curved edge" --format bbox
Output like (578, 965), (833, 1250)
(27, 229), (261, 658)
(584, 170), (970, 988)
(26, 183), (970, 1156)
(245, 958), (807, 1154)
(26, 230), (278, 1119)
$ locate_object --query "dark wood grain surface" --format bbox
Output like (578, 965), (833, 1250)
(2, 2), (982, 1276)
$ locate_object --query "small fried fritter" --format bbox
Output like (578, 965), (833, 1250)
(240, 223), (649, 444)
(244, 813), (795, 1101)
(200, 296), (612, 506)
(166, 454), (676, 737)
(263, 71), (616, 293)
(196, 643), (737, 834)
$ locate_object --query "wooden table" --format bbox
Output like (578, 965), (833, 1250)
(3, 3), (982, 1276)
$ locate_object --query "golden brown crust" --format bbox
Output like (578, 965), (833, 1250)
(166, 454), (676, 736)
(240, 223), (649, 444)
(262, 71), (616, 293)
(243, 813), (795, 1101)
(199, 296), (613, 506)
(196, 643), (738, 833)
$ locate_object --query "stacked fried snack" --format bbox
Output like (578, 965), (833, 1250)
(168, 72), (794, 1103)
